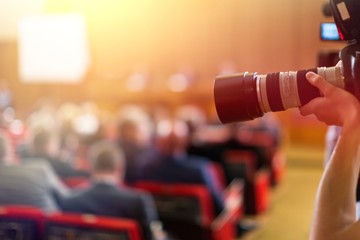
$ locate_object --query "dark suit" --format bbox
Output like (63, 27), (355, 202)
(118, 142), (156, 184)
(61, 181), (158, 240)
(142, 153), (225, 215)
(21, 155), (90, 178)
(0, 162), (69, 212)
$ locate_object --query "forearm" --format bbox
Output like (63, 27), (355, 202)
(310, 122), (360, 240)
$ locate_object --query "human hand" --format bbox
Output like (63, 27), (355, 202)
(299, 72), (360, 127)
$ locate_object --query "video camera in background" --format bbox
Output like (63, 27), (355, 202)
(320, 2), (341, 41)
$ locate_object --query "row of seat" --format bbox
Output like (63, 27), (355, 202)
(0, 205), (142, 240)
(222, 127), (286, 215)
(0, 179), (244, 240)
(59, 177), (244, 240)
(134, 180), (244, 240)
(223, 149), (285, 215)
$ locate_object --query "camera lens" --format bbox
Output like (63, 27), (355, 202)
(214, 72), (263, 123)
(214, 66), (344, 123)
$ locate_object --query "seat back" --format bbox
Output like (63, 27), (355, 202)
(207, 161), (227, 193)
(223, 150), (271, 215)
(44, 212), (142, 240)
(134, 181), (215, 240)
(223, 150), (258, 181)
(134, 181), (214, 227)
(0, 205), (45, 240)
(237, 129), (277, 158)
(135, 181), (244, 240)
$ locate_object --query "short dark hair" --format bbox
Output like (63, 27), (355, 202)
(29, 128), (57, 155)
(89, 140), (125, 173)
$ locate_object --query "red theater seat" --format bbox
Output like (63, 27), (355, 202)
(237, 129), (286, 186)
(223, 150), (270, 215)
(134, 180), (244, 240)
(45, 212), (143, 240)
(0, 205), (45, 240)
(270, 150), (286, 186)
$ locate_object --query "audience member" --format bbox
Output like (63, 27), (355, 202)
(188, 122), (268, 184)
(0, 131), (69, 212)
(56, 102), (82, 164)
(174, 104), (207, 146)
(26, 97), (58, 133)
(21, 128), (89, 178)
(116, 105), (155, 184)
(0, 131), (12, 165)
(142, 117), (225, 216)
(61, 140), (163, 240)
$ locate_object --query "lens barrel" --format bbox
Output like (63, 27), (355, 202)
(214, 66), (344, 123)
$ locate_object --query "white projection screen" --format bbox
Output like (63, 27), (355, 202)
(18, 14), (90, 84)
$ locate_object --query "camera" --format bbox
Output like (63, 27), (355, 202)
(214, 0), (360, 123)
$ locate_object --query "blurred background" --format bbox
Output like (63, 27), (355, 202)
(0, 0), (347, 239)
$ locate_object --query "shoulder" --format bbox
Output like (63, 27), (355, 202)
(188, 155), (211, 164)
(120, 186), (153, 200)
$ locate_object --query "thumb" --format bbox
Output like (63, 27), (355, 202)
(306, 72), (333, 95)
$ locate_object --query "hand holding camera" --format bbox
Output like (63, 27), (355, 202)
(300, 71), (360, 127)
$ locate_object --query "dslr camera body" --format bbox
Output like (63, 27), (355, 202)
(214, 0), (360, 123)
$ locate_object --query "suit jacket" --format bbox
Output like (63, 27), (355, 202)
(0, 161), (69, 212)
(61, 181), (158, 240)
(142, 153), (225, 215)
(21, 155), (90, 178)
(118, 141), (156, 184)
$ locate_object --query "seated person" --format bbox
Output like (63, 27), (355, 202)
(116, 118), (155, 184)
(0, 131), (69, 212)
(61, 140), (163, 240)
(142, 118), (225, 216)
(188, 122), (269, 175)
(21, 128), (89, 178)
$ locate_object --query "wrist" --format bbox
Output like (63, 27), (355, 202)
(342, 110), (360, 135)
(341, 98), (360, 127)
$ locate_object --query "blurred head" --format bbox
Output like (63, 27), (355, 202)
(88, 140), (126, 180)
(175, 104), (207, 142)
(155, 118), (189, 156)
(117, 119), (141, 145)
(0, 132), (11, 165)
(29, 129), (59, 157)
(117, 105), (154, 147)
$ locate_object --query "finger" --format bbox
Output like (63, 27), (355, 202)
(299, 98), (326, 116)
(306, 72), (333, 95)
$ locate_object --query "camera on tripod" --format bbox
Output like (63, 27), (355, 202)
(214, 0), (360, 123)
